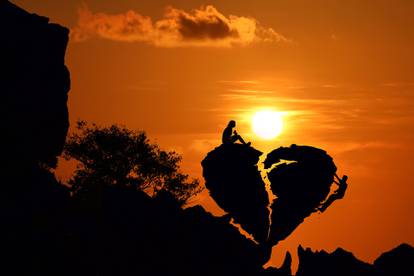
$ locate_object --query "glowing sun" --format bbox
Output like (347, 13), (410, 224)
(252, 110), (283, 139)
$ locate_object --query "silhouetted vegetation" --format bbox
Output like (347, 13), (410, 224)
(63, 121), (202, 206)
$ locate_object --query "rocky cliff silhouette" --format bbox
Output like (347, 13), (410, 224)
(374, 243), (414, 275)
(296, 243), (414, 276)
(1, 1), (71, 275)
(69, 187), (270, 276)
(2, 1), (413, 275)
(1, 0), (70, 169)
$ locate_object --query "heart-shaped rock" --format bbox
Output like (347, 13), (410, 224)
(202, 143), (339, 247)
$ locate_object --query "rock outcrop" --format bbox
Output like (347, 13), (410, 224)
(71, 186), (268, 276)
(0, 1), (71, 275)
(374, 243), (414, 275)
(296, 246), (374, 276)
(0, 0), (70, 168)
(296, 243), (414, 276)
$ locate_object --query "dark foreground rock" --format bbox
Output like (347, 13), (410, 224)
(296, 243), (414, 276)
(69, 187), (269, 276)
(296, 246), (374, 276)
(0, 1), (71, 275)
(374, 243), (414, 275)
(0, 0), (70, 169)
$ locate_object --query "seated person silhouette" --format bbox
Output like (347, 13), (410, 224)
(318, 174), (348, 213)
(222, 120), (251, 146)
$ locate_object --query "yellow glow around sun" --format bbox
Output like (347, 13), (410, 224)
(252, 110), (283, 139)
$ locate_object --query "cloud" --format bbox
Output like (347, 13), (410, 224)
(71, 5), (288, 47)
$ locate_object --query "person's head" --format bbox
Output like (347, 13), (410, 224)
(342, 175), (348, 182)
(228, 120), (236, 128)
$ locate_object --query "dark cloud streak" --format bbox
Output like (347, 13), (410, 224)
(71, 5), (288, 47)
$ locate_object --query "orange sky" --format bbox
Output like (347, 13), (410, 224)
(14, 0), (414, 270)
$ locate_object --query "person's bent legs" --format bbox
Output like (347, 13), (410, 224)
(236, 135), (251, 146)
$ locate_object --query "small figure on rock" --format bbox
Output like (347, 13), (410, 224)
(222, 120), (251, 146)
(318, 174), (348, 212)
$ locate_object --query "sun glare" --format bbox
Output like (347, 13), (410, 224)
(252, 110), (283, 139)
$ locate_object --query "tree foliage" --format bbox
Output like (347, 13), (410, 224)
(63, 121), (202, 206)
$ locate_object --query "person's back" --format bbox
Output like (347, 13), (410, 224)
(222, 123), (234, 144)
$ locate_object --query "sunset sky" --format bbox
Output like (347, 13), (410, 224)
(14, 0), (414, 269)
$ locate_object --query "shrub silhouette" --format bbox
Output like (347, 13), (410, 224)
(63, 121), (202, 205)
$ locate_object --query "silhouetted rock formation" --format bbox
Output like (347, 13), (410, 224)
(0, 1), (71, 275)
(296, 246), (374, 276)
(68, 186), (268, 276)
(1, 0), (70, 168)
(265, 145), (337, 245)
(202, 143), (338, 247)
(296, 243), (414, 276)
(202, 144), (270, 244)
(2, 165), (72, 275)
(374, 243), (414, 275)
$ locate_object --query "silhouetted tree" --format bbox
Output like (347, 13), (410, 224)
(63, 121), (202, 205)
